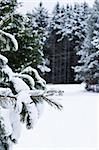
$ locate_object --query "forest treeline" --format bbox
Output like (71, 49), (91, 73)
(0, 0), (99, 92)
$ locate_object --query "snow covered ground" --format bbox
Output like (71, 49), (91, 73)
(14, 84), (98, 150)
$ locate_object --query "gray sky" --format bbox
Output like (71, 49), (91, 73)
(18, 0), (95, 14)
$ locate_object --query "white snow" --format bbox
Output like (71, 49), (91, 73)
(18, 74), (35, 89)
(21, 66), (46, 88)
(37, 64), (51, 73)
(0, 30), (18, 51)
(10, 110), (21, 141)
(0, 54), (8, 64)
(11, 77), (30, 93)
(2, 65), (13, 81)
(26, 102), (39, 128)
(0, 106), (12, 137)
(13, 84), (98, 150)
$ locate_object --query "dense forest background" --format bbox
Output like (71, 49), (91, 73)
(0, 0), (99, 90)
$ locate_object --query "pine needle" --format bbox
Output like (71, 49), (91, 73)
(0, 95), (17, 100)
(42, 96), (63, 110)
(0, 94), (63, 110)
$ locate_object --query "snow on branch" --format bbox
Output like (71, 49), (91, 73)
(0, 30), (18, 51)
(0, 29), (63, 149)
(0, 91), (63, 110)
(0, 52), (63, 149)
(0, 54), (8, 65)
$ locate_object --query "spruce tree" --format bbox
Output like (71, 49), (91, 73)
(0, 0), (44, 71)
(0, 30), (62, 150)
(45, 3), (77, 83)
(26, 2), (50, 74)
(74, 0), (99, 92)
(45, 2), (62, 83)
(71, 2), (89, 51)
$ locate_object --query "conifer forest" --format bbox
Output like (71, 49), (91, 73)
(0, 0), (99, 90)
(0, 0), (99, 149)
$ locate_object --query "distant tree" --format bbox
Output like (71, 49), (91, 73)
(44, 2), (63, 83)
(26, 2), (50, 74)
(71, 2), (89, 51)
(74, 0), (99, 92)
(61, 4), (75, 83)
(45, 3), (77, 83)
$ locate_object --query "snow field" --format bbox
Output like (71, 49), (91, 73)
(14, 84), (98, 150)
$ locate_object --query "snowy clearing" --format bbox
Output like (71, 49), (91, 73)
(14, 84), (98, 150)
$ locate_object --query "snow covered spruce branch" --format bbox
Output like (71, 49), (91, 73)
(0, 30), (18, 51)
(0, 92), (63, 110)
(0, 30), (62, 150)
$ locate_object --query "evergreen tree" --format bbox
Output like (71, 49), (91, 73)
(44, 2), (63, 83)
(14, 17), (43, 71)
(71, 2), (89, 51)
(26, 2), (50, 73)
(0, 0), (44, 71)
(45, 3), (77, 83)
(0, 30), (62, 150)
(61, 4), (75, 83)
(0, 0), (20, 52)
(60, 4), (73, 40)
(50, 2), (61, 30)
(74, 0), (99, 92)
